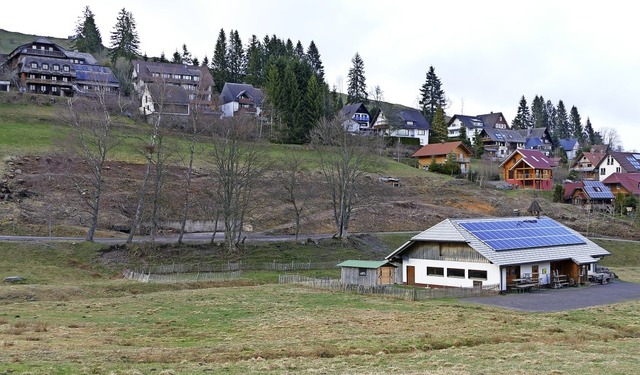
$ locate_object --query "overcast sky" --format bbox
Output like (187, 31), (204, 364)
(4, 0), (638, 151)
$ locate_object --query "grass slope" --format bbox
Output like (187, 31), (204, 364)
(0, 29), (73, 54)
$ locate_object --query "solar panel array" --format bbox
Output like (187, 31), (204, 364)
(459, 218), (585, 251)
(583, 180), (614, 199)
(626, 155), (640, 171)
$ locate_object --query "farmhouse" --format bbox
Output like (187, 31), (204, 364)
(412, 141), (472, 173)
(500, 149), (554, 190)
(337, 260), (396, 286)
(385, 216), (610, 292)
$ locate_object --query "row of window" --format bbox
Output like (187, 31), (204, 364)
(426, 266), (487, 280)
(600, 167), (621, 175)
(28, 74), (69, 82)
(151, 72), (200, 81)
(29, 62), (70, 72)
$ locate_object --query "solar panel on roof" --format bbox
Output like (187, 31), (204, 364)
(459, 218), (585, 251)
(626, 156), (640, 171)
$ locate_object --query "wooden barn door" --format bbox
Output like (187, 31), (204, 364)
(406, 266), (415, 285)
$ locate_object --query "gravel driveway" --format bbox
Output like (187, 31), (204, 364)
(462, 281), (640, 312)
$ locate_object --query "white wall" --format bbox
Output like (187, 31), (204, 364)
(598, 155), (622, 181)
(403, 258), (501, 288)
(519, 262), (552, 285)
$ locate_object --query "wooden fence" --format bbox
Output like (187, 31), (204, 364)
(278, 274), (500, 301)
(142, 260), (339, 274)
(123, 269), (242, 283)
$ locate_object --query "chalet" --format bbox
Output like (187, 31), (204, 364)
(563, 180), (614, 211)
(596, 152), (640, 181)
(385, 216), (610, 291)
(412, 141), (472, 173)
(337, 260), (396, 286)
(477, 112), (509, 129)
(570, 152), (607, 180)
(602, 173), (640, 197)
(219, 82), (264, 117)
(559, 138), (580, 161)
(520, 127), (553, 156)
(447, 114), (484, 143)
(500, 149), (554, 190)
(340, 103), (371, 133)
(370, 103), (431, 145)
(480, 128), (526, 160)
(2, 37), (118, 96)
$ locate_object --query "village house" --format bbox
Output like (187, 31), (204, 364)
(2, 37), (119, 96)
(521, 127), (553, 156)
(480, 127), (526, 160)
(385, 216), (610, 292)
(602, 173), (640, 197)
(500, 149), (554, 190)
(339, 103), (372, 133)
(447, 114), (484, 143)
(132, 59), (214, 117)
(559, 138), (580, 161)
(412, 141), (472, 173)
(563, 180), (614, 211)
(570, 151), (607, 180)
(336, 260), (396, 286)
(595, 151), (640, 181)
(219, 82), (264, 118)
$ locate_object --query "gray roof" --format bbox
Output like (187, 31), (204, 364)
(337, 260), (396, 269)
(386, 216), (610, 266)
(147, 83), (190, 105)
(219, 82), (264, 105)
(482, 127), (526, 143)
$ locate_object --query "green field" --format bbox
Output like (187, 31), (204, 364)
(1, 238), (639, 373)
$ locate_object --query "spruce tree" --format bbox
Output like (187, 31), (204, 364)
(181, 44), (192, 65)
(294, 40), (305, 60)
(301, 74), (323, 142)
(212, 28), (228, 92)
(172, 50), (182, 64)
(418, 66), (446, 124)
(108, 8), (140, 64)
(512, 95), (531, 130)
(201, 55), (209, 68)
(346, 52), (367, 104)
(430, 106), (448, 144)
(531, 95), (545, 128)
(227, 30), (244, 83)
(281, 61), (302, 142)
(306, 41), (325, 81)
(544, 100), (556, 132)
(555, 100), (569, 139)
(584, 117), (596, 146)
(569, 105), (583, 142)
(285, 39), (294, 56)
(245, 35), (263, 86)
(473, 129), (484, 158)
(459, 125), (469, 146)
(73, 6), (102, 53)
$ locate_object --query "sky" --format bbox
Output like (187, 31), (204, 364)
(3, 0), (639, 151)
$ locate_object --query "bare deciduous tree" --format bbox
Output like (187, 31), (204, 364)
(600, 127), (622, 151)
(310, 117), (378, 240)
(64, 91), (122, 241)
(209, 115), (266, 253)
(276, 154), (308, 240)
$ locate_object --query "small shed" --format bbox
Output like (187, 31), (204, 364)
(337, 260), (397, 286)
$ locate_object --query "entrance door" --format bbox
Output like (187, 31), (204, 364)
(506, 266), (520, 287)
(531, 265), (539, 283)
(406, 266), (415, 285)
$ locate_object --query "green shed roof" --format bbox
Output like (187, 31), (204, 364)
(336, 260), (396, 269)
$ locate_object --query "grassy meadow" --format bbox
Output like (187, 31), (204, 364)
(1, 238), (639, 374)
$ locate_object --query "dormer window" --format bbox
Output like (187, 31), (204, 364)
(42, 63), (49, 70)
(63, 65), (70, 72)
(53, 64), (59, 71)
(31, 62), (38, 69)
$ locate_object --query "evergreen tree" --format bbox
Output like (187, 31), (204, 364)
(555, 100), (570, 139)
(584, 117), (596, 146)
(531, 95), (545, 128)
(544, 99), (556, 132)
(346, 52), (367, 104)
(73, 6), (102, 53)
(512, 95), (531, 130)
(181, 44), (192, 65)
(569, 105), (583, 142)
(212, 28), (228, 92)
(306, 40), (324, 81)
(227, 30), (244, 83)
(263, 60), (283, 126)
(430, 106), (448, 143)
(192, 57), (199, 67)
(245, 35), (263, 86)
(459, 125), (470, 146)
(159, 51), (167, 63)
(285, 39), (294, 56)
(201, 55), (209, 68)
(294, 40), (305, 60)
(281, 60), (302, 142)
(418, 66), (446, 124)
(301, 74), (323, 142)
(331, 85), (342, 115)
(108, 8), (140, 64)
(171, 50), (182, 64)
(473, 129), (484, 158)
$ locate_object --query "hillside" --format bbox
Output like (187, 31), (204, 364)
(0, 29), (74, 54)
(0, 96), (638, 241)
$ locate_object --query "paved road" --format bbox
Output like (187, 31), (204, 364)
(462, 281), (640, 312)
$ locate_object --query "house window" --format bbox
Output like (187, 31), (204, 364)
(29, 74), (36, 79)
(40, 86), (46, 92)
(51, 86), (57, 92)
(417, 130), (425, 135)
(31, 62), (38, 69)
(41, 75), (47, 80)
(358, 268), (367, 276)
(63, 65), (70, 72)
(447, 268), (465, 278)
(42, 63), (49, 70)
(194, 76), (200, 81)
(52, 76), (57, 81)
(600, 168), (606, 175)
(62, 77), (68, 82)
(427, 267), (444, 276)
(398, 129), (409, 136)
(407, 121), (414, 125)
(468, 269), (487, 280)
(53, 64), (59, 71)
(29, 84), (36, 91)
(616, 167), (621, 173)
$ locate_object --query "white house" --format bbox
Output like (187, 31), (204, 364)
(385, 216), (610, 291)
(219, 82), (264, 118)
(596, 152), (640, 181)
